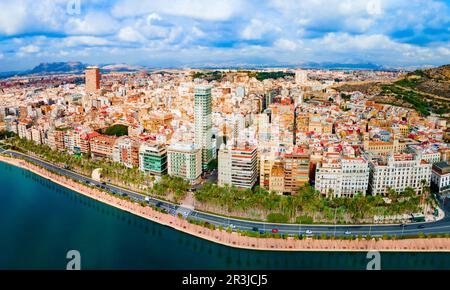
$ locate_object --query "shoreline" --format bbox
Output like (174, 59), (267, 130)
(1, 154), (450, 252)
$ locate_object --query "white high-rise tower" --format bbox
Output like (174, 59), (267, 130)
(194, 85), (213, 170)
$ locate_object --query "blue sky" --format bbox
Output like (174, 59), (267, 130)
(0, 0), (449, 71)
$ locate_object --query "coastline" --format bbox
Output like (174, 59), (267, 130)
(1, 154), (450, 252)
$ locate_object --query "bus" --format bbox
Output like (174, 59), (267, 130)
(411, 213), (425, 223)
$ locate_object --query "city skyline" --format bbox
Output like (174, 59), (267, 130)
(0, 0), (449, 72)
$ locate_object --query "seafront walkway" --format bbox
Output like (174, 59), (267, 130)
(1, 154), (450, 252)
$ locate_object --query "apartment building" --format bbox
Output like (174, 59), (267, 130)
(112, 136), (140, 168)
(260, 146), (310, 194)
(368, 153), (432, 196)
(90, 135), (117, 159)
(31, 126), (44, 145)
(167, 143), (202, 184)
(139, 142), (167, 176)
(431, 161), (450, 195)
(218, 145), (258, 189)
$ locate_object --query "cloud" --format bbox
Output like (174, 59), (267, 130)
(19, 44), (40, 54)
(117, 27), (146, 43)
(63, 36), (111, 47)
(274, 39), (298, 51)
(112, 0), (243, 20)
(0, 0), (449, 71)
(0, 0), (66, 36)
(65, 12), (119, 35)
(241, 19), (280, 40)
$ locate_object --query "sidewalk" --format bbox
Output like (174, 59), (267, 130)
(2, 154), (450, 252)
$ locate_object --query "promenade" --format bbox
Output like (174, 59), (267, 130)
(1, 154), (449, 252)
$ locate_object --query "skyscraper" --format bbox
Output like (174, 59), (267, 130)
(85, 66), (100, 93)
(194, 85), (213, 170)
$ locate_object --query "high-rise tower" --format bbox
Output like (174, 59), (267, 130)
(194, 85), (213, 170)
(85, 66), (100, 93)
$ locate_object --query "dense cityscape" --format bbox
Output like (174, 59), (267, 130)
(0, 66), (448, 226)
(1, 0), (450, 274)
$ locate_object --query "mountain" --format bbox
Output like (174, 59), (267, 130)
(100, 63), (145, 72)
(301, 62), (387, 70)
(28, 61), (88, 74)
(0, 62), (148, 78)
(334, 64), (450, 116)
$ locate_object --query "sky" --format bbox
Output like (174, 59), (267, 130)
(0, 0), (449, 71)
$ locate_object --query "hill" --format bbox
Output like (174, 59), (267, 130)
(28, 61), (87, 74)
(334, 65), (450, 117)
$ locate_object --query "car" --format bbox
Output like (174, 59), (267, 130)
(188, 188), (197, 192)
(121, 193), (128, 198)
(95, 184), (100, 188)
(155, 202), (163, 208)
(101, 182), (107, 185)
(305, 230), (313, 235)
(228, 224), (236, 229)
(259, 230), (265, 235)
(252, 227), (259, 232)
(345, 230), (352, 235)
(271, 228), (279, 233)
(418, 224), (425, 229)
(84, 180), (90, 184)
(144, 197), (150, 202)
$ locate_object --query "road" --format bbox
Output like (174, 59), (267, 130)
(2, 148), (450, 238)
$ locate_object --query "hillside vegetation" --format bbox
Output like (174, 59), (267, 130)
(334, 65), (450, 116)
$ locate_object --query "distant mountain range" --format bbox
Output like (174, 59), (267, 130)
(0, 61), (431, 79)
(0, 62), (145, 78)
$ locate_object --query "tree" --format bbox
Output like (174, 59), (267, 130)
(266, 213), (288, 223)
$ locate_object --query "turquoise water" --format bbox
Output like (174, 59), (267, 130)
(0, 161), (449, 270)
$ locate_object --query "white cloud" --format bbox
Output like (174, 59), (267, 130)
(112, 0), (243, 20)
(117, 27), (146, 43)
(19, 45), (40, 54)
(274, 38), (298, 51)
(65, 12), (119, 35)
(0, 1), (27, 35)
(63, 36), (111, 47)
(241, 19), (280, 40)
(147, 13), (162, 25)
(0, 0), (66, 35)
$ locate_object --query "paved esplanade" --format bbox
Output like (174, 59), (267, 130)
(4, 150), (450, 238)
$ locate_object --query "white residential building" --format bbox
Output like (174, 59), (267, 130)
(315, 157), (369, 198)
(368, 153), (432, 196)
(218, 144), (258, 189)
